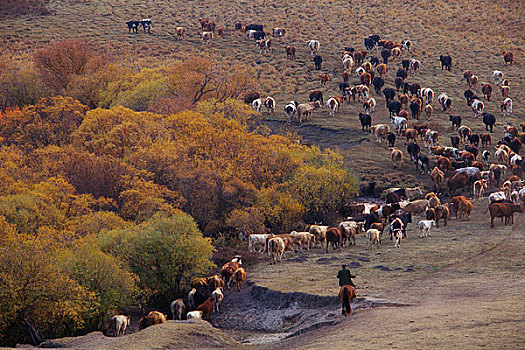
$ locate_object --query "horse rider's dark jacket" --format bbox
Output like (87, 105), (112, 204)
(337, 268), (356, 287)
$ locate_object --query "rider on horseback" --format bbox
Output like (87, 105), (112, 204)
(337, 264), (356, 288)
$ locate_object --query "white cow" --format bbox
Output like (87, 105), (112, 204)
(392, 228), (403, 248)
(471, 99), (484, 118)
(306, 40), (320, 55)
(326, 97), (339, 117)
(211, 288), (224, 312)
(248, 233), (271, 252)
(489, 191), (506, 204)
(284, 101), (298, 122)
(111, 315), (130, 337)
(501, 98), (512, 117)
(421, 88), (434, 105)
(392, 116), (407, 135)
(418, 220), (435, 237)
(186, 311), (203, 320)
(252, 98), (262, 112)
(492, 70), (504, 86)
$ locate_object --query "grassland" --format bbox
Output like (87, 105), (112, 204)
(2, 0), (525, 348)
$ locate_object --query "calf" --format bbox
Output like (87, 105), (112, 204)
(366, 229), (381, 249)
(195, 298), (213, 320)
(418, 220), (435, 237)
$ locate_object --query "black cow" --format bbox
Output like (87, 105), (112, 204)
(465, 145), (478, 159)
(386, 191), (401, 204)
(245, 24), (263, 32)
(339, 82), (350, 95)
(313, 55), (323, 70)
(369, 34), (380, 44)
(309, 90), (324, 104)
(402, 82), (410, 94)
(359, 113), (372, 132)
(439, 55), (452, 71)
(450, 135), (460, 148)
(381, 49), (391, 64)
(387, 132), (396, 147)
(452, 159), (468, 169)
(417, 154), (430, 174)
(383, 88), (395, 106)
(364, 212), (381, 230)
(369, 57), (380, 66)
(395, 77), (404, 91)
(468, 134), (480, 147)
(126, 20), (141, 33)
(364, 37), (375, 51)
(401, 59), (410, 71)
(510, 138), (522, 154)
(410, 101), (421, 120)
(388, 101), (402, 117)
(409, 83), (421, 97)
(464, 89), (475, 106)
(482, 112), (496, 132)
(407, 142), (421, 162)
(372, 76), (384, 94)
(140, 19), (152, 34)
(396, 68), (408, 80)
(253, 31), (265, 40)
(449, 115), (462, 129)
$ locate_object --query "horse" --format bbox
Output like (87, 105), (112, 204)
(339, 285), (357, 316)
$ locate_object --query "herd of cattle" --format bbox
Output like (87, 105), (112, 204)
(109, 256), (246, 336)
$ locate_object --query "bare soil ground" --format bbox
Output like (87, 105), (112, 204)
(2, 0), (525, 349)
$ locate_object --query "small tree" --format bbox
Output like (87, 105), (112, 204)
(99, 212), (215, 300)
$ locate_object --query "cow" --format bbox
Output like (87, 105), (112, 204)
(211, 288), (224, 312)
(245, 24), (263, 32)
(366, 229), (381, 249)
(468, 74), (479, 89)
(326, 97), (339, 117)
(482, 83), (493, 101)
(221, 256), (242, 289)
(447, 171), (471, 195)
(471, 99), (484, 118)
(449, 115), (462, 129)
(430, 167), (445, 192)
(263, 96), (275, 114)
(426, 205), (449, 227)
(421, 88), (434, 105)
(342, 55), (354, 71)
(309, 225), (329, 246)
(384, 88), (396, 106)
(403, 129), (418, 144)
(256, 38), (272, 54)
(111, 315), (130, 336)
(402, 199), (429, 215)
(482, 113), (496, 133)
(410, 100), (421, 120)
(313, 55), (323, 70)
(285, 45), (296, 59)
(458, 125), (472, 143)
(439, 55), (452, 70)
(390, 147), (403, 169)
(464, 89), (475, 106)
(325, 227), (342, 253)
(503, 51), (514, 65)
(176, 27), (186, 40)
(139, 311), (166, 330)
(418, 220), (435, 237)
(438, 93), (452, 113)
(126, 20), (141, 33)
(501, 98), (513, 117)
(376, 63), (388, 78)
(195, 298), (213, 320)
(252, 98), (262, 113)
(340, 221), (363, 246)
(186, 311), (202, 320)
(401, 39), (411, 51)
(371, 124), (390, 143)
(492, 70), (504, 86)
(268, 237), (285, 264)
(472, 179), (487, 201)
(272, 28), (286, 42)
(320, 73), (330, 86)
(342, 70), (350, 84)
(359, 113), (372, 131)
(372, 76), (385, 94)
(170, 299), (186, 320)
(353, 50), (367, 65)
(489, 203), (523, 228)
(297, 101), (322, 122)
(244, 91), (260, 104)
(388, 101), (402, 117)
(307, 40), (320, 55)
(392, 116), (407, 135)
(410, 59), (421, 74)
(284, 101), (299, 123)
(387, 132), (396, 147)
(407, 141), (420, 162)
(202, 31), (213, 45)
(309, 90), (324, 105)
(233, 267), (246, 292)
(381, 48), (391, 64)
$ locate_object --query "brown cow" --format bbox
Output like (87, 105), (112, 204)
(449, 196), (469, 218)
(435, 156), (450, 172)
(139, 311), (166, 330)
(482, 83), (493, 101)
(285, 45), (296, 59)
(447, 171), (469, 196)
(244, 92), (260, 104)
(424, 104), (433, 119)
(430, 166), (445, 192)
(320, 74), (330, 86)
(457, 197), (474, 220)
(220, 256), (242, 289)
(342, 70), (350, 83)
(325, 227), (342, 253)
(195, 297), (213, 320)
(206, 275), (224, 291)
(360, 72), (372, 86)
(489, 203), (523, 228)
(390, 147), (403, 169)
(401, 128), (418, 144)
(503, 51), (514, 65)
(176, 27), (186, 40)
(233, 267), (246, 292)
(480, 133), (492, 147)
(426, 205), (449, 228)
(376, 63), (388, 78)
